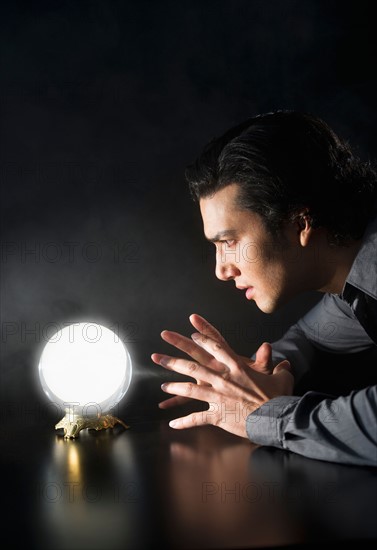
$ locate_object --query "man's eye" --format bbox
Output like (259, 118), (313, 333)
(221, 240), (236, 247)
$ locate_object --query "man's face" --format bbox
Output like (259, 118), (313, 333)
(199, 183), (306, 313)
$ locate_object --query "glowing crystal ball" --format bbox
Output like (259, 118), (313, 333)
(38, 322), (132, 416)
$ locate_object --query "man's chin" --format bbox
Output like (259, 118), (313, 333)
(253, 296), (280, 315)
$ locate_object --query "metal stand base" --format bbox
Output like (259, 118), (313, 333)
(55, 413), (130, 439)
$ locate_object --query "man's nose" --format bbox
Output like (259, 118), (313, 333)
(215, 258), (240, 281)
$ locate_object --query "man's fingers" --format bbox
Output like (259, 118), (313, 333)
(158, 330), (218, 369)
(254, 342), (274, 374)
(272, 360), (292, 375)
(272, 360), (294, 392)
(158, 329), (238, 374)
(152, 353), (219, 388)
(255, 341), (273, 365)
(158, 395), (191, 409)
(168, 411), (209, 430)
(191, 314), (268, 373)
(189, 313), (227, 345)
(190, 332), (240, 371)
(161, 380), (219, 403)
(168, 401), (257, 438)
(158, 380), (211, 409)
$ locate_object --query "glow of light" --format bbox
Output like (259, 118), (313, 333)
(38, 322), (132, 413)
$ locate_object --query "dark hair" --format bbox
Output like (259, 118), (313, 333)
(185, 110), (377, 245)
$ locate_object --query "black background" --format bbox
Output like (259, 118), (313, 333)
(1, 0), (377, 410)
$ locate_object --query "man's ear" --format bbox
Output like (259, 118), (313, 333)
(296, 211), (313, 247)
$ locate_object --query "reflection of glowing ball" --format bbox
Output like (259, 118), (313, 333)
(38, 323), (132, 414)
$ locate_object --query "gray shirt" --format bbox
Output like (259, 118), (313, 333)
(246, 214), (377, 466)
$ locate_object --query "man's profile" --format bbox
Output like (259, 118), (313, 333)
(151, 110), (377, 466)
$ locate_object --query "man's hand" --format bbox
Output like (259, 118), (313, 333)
(151, 314), (294, 438)
(191, 313), (275, 374)
(157, 314), (276, 410)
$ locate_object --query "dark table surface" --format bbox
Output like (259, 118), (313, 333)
(1, 356), (377, 550)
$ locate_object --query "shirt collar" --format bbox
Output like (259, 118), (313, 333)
(343, 212), (377, 300)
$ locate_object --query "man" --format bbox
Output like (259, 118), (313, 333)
(151, 110), (377, 466)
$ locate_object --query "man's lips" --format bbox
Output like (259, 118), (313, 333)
(236, 285), (255, 300)
(245, 287), (255, 300)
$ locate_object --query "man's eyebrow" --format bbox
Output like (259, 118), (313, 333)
(205, 229), (238, 243)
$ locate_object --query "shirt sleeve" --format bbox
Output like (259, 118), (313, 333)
(247, 293), (377, 466)
(251, 293), (375, 383)
(246, 386), (377, 466)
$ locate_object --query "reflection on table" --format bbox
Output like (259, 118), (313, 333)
(19, 420), (377, 549)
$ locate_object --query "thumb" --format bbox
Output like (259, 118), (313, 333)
(253, 342), (273, 374)
(272, 360), (294, 394)
(272, 360), (292, 375)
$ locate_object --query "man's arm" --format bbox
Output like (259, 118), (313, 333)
(246, 386), (377, 466)
(152, 309), (377, 467)
(247, 293), (377, 466)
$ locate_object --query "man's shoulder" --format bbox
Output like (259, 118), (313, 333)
(345, 213), (377, 301)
